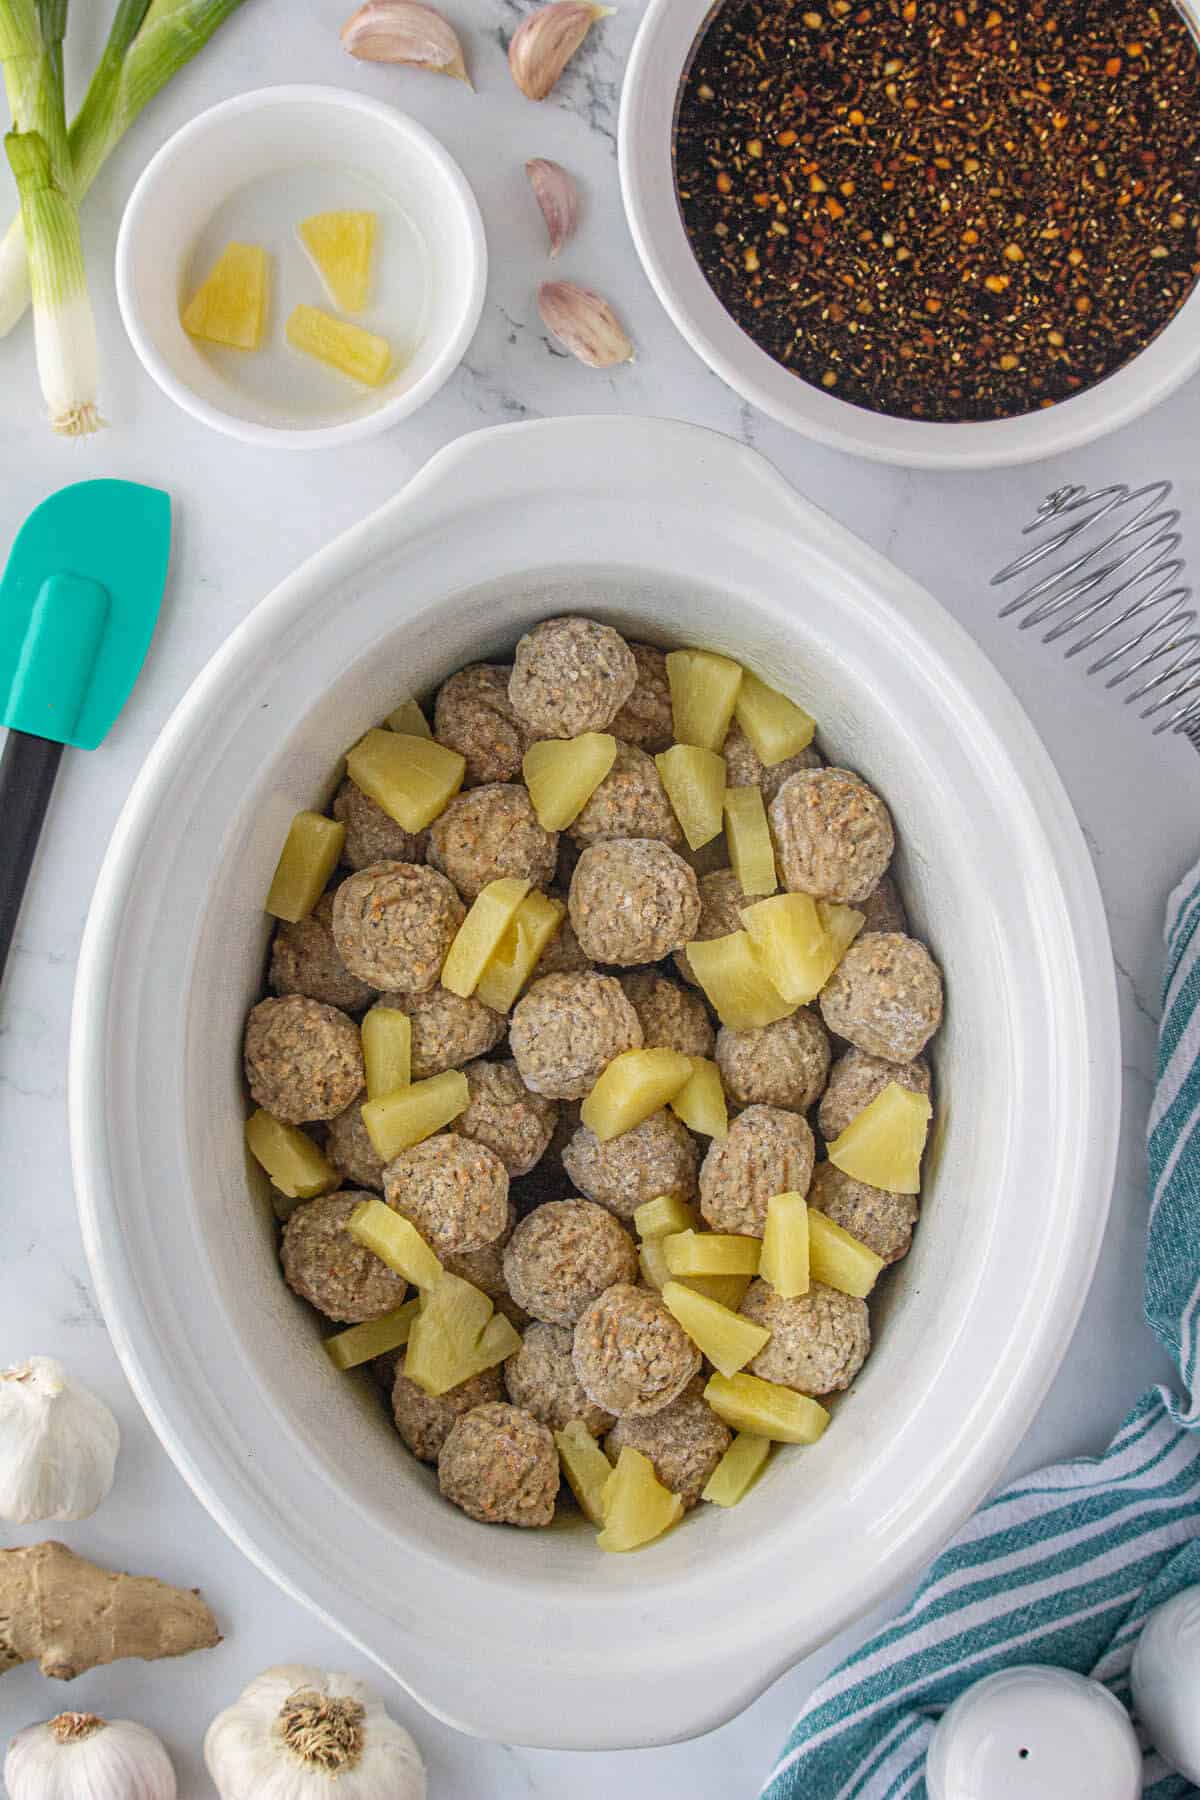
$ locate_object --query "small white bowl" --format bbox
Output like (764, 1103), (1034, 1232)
(116, 86), (486, 450)
(619, 0), (1200, 469)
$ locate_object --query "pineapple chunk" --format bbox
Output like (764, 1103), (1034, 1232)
(661, 1280), (771, 1378)
(405, 1273), (516, 1397)
(819, 900), (866, 967)
(734, 671), (816, 765)
(579, 1048), (693, 1142)
(724, 786), (777, 897)
(361, 1006), (412, 1099)
(739, 893), (829, 1004)
(474, 890), (566, 1012)
(704, 1372), (830, 1445)
(522, 734), (617, 831)
(666, 649), (744, 752)
(686, 932), (795, 1030)
(264, 811), (345, 923)
(596, 1446), (683, 1552)
(760, 1192), (810, 1299)
(347, 1199), (443, 1289)
(663, 1229), (761, 1278)
(361, 1070), (469, 1160)
(702, 1431), (772, 1507)
(441, 878), (532, 998)
(299, 209), (377, 313)
(669, 1056), (729, 1139)
(686, 1273), (752, 1309)
(386, 698), (431, 738)
(808, 1208), (886, 1298)
(346, 728), (465, 832)
(638, 1238), (671, 1292)
(324, 1298), (419, 1371)
(827, 1081), (932, 1195)
(245, 1110), (338, 1200)
(655, 745), (726, 850)
(182, 241), (269, 350)
(555, 1420), (613, 1526)
(634, 1194), (701, 1240)
(287, 303), (393, 387)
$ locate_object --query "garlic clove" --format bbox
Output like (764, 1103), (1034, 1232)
(508, 2), (612, 102)
(5, 1713), (178, 1800)
(526, 159), (579, 257)
(539, 281), (634, 367)
(206, 1666), (427, 1799)
(342, 0), (472, 85)
(0, 1356), (119, 1524)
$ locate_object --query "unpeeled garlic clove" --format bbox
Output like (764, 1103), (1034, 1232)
(539, 281), (633, 367)
(341, 0), (472, 85)
(526, 159), (578, 257)
(508, 2), (612, 101)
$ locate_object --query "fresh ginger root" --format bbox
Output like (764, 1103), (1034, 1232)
(0, 1541), (221, 1680)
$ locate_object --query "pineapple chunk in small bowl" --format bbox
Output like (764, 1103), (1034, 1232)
(115, 85), (486, 449)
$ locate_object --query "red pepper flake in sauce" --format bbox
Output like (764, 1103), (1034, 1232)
(672, 0), (1200, 422)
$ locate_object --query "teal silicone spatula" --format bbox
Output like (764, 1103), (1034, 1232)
(0, 480), (172, 986)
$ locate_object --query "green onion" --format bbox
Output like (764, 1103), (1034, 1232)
(6, 127), (99, 435)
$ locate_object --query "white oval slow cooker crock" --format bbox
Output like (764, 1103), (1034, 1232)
(70, 416), (1120, 1750)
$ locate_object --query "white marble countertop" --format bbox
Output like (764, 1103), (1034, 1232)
(1, 4), (1197, 1795)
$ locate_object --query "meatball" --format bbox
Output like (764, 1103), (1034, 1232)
(434, 664), (536, 788)
(769, 768), (895, 905)
(533, 896), (593, 979)
(741, 1278), (870, 1396)
(563, 1111), (699, 1220)
(609, 643), (673, 752)
(378, 985), (506, 1079)
(859, 873), (908, 936)
(722, 721), (823, 800)
(674, 867), (755, 986)
(699, 1104), (815, 1236)
(269, 892), (377, 1013)
(504, 1321), (614, 1435)
(452, 1058), (558, 1177)
(808, 1162), (919, 1265)
(244, 995), (364, 1124)
(818, 1048), (932, 1142)
(715, 1010), (832, 1114)
(569, 840), (701, 966)
(569, 743), (683, 850)
(572, 1283), (701, 1418)
(333, 778), (427, 871)
(605, 1377), (730, 1508)
(426, 784), (557, 901)
(619, 970), (715, 1060)
(391, 1365), (505, 1463)
(509, 616), (637, 737)
(819, 932), (944, 1063)
(503, 1198), (638, 1325)
(509, 972), (642, 1100)
(444, 1202), (529, 1324)
(332, 862), (464, 993)
(437, 1402), (559, 1528)
(281, 1191), (406, 1323)
(383, 1135), (510, 1256)
(326, 1102), (385, 1191)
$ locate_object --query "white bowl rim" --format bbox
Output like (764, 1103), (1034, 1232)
(114, 83), (488, 451)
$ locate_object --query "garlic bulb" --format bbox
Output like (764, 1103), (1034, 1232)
(539, 280), (633, 367)
(5, 1712), (177, 1800)
(341, 0), (471, 84)
(0, 1357), (119, 1523)
(526, 158), (578, 257)
(205, 1665), (427, 1800)
(508, 1), (611, 101)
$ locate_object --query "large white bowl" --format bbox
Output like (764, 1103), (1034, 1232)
(70, 416), (1120, 1749)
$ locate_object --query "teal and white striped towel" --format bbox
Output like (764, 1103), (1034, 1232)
(763, 859), (1200, 1800)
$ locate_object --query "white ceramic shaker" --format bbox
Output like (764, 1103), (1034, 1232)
(925, 1665), (1142, 1800)
(1131, 1583), (1200, 1781)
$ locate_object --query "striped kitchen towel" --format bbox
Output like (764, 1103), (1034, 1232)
(763, 858), (1200, 1800)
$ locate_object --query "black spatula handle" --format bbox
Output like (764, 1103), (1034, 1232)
(0, 729), (65, 990)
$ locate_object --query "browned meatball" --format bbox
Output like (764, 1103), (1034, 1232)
(699, 1104), (815, 1236)
(503, 1199), (638, 1325)
(434, 664), (537, 788)
(326, 1101), (386, 1191)
(452, 1058), (558, 1177)
(281, 1191), (406, 1323)
(333, 778), (428, 871)
(859, 873), (908, 936)
(721, 722), (823, 800)
(504, 1321), (614, 1435)
(610, 643), (673, 752)
(269, 891), (377, 1013)
(619, 970), (715, 1060)
(715, 1010), (831, 1114)
(741, 1278), (870, 1395)
(605, 1377), (730, 1508)
(509, 616), (637, 736)
(674, 867), (755, 985)
(391, 1365), (505, 1462)
(569, 840), (701, 966)
(443, 1202), (529, 1325)
(378, 985), (506, 1079)
(569, 743), (683, 850)
(383, 1135), (510, 1256)
(533, 895), (594, 979)
(572, 1283), (701, 1418)
(332, 862), (464, 993)
(818, 1048), (931, 1142)
(509, 972), (643, 1100)
(769, 768), (894, 905)
(426, 784), (558, 901)
(808, 1162), (919, 1265)
(563, 1111), (699, 1220)
(437, 1402), (559, 1527)
(819, 932), (943, 1063)
(244, 995), (364, 1124)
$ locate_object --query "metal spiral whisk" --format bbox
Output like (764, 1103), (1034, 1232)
(992, 481), (1200, 746)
